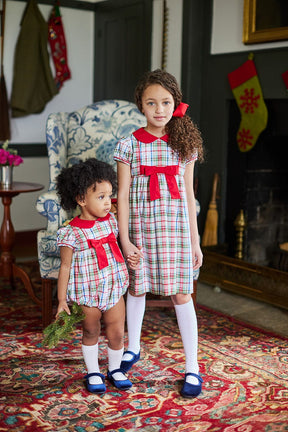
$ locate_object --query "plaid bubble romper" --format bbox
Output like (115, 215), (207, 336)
(57, 214), (129, 311)
(114, 127), (197, 296)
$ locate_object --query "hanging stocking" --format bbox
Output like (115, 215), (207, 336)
(228, 56), (268, 152)
(282, 70), (288, 90)
(48, 2), (71, 90)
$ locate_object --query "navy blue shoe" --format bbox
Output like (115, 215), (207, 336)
(85, 372), (106, 394)
(120, 350), (140, 372)
(180, 373), (203, 398)
(107, 368), (133, 390)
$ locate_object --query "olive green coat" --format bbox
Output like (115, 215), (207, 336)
(11, 0), (58, 117)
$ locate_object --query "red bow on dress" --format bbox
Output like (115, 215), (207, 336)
(88, 233), (124, 270)
(173, 102), (189, 117)
(140, 165), (181, 201)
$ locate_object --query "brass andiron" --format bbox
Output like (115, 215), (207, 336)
(234, 209), (246, 259)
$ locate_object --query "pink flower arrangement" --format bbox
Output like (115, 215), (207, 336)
(0, 141), (23, 167)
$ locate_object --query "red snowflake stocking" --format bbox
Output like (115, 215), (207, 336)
(228, 58), (268, 152)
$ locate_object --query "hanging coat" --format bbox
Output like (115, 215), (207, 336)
(11, 0), (58, 117)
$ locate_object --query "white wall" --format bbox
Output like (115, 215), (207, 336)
(211, 0), (288, 55)
(9, 158), (50, 231)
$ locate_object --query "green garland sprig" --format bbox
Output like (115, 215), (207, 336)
(42, 303), (85, 348)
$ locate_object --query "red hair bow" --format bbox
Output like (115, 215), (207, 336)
(173, 102), (189, 117)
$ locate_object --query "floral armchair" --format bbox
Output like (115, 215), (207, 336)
(36, 100), (146, 327)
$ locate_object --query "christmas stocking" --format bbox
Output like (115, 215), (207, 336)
(48, 3), (71, 90)
(282, 70), (288, 90)
(228, 58), (268, 152)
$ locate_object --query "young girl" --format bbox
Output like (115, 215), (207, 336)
(114, 69), (204, 398)
(56, 158), (138, 394)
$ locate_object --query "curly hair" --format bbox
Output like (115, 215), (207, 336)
(56, 158), (117, 211)
(134, 69), (204, 162)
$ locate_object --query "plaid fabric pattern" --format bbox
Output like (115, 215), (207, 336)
(57, 214), (128, 310)
(114, 129), (197, 296)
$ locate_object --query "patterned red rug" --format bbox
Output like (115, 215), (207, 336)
(0, 262), (288, 431)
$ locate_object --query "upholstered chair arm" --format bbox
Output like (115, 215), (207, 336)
(36, 191), (69, 232)
(46, 112), (70, 191)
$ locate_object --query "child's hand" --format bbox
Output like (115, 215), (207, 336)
(56, 301), (71, 319)
(124, 243), (143, 270)
(127, 251), (141, 269)
(192, 242), (203, 270)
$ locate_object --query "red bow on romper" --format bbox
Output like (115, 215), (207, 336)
(88, 233), (124, 270)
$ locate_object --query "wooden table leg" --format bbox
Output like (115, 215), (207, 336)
(0, 195), (15, 286)
(0, 194), (41, 306)
(12, 263), (41, 306)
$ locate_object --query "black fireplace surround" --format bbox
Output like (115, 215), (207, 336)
(226, 99), (288, 269)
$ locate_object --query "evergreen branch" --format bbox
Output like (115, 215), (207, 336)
(42, 303), (85, 348)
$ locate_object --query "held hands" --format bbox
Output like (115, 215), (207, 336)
(123, 241), (144, 270)
(56, 300), (71, 319)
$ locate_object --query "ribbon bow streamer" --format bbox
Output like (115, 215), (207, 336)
(88, 233), (124, 270)
(140, 165), (181, 201)
(173, 102), (189, 117)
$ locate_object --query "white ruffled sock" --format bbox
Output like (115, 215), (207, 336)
(174, 299), (200, 385)
(122, 292), (146, 362)
(82, 343), (102, 385)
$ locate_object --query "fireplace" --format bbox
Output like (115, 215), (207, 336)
(226, 99), (288, 268)
(199, 99), (288, 310)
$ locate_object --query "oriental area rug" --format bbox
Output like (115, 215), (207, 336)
(0, 262), (288, 431)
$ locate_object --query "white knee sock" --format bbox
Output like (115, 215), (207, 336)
(108, 346), (126, 380)
(174, 299), (199, 385)
(122, 292), (146, 361)
(82, 343), (102, 384)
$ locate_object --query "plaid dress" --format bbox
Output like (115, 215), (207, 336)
(114, 127), (197, 296)
(57, 214), (129, 311)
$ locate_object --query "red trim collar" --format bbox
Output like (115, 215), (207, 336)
(69, 214), (111, 228)
(133, 127), (168, 143)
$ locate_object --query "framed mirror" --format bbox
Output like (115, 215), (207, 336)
(243, 0), (288, 44)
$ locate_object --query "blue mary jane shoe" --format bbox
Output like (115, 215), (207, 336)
(120, 350), (140, 372)
(180, 373), (203, 398)
(107, 368), (133, 390)
(85, 372), (106, 394)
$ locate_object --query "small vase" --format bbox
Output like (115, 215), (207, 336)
(0, 165), (13, 188)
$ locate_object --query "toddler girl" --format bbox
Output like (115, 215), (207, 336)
(56, 158), (138, 394)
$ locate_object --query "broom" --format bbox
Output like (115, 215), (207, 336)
(0, 0), (10, 141)
(201, 173), (220, 247)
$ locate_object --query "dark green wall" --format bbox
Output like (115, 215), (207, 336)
(182, 0), (288, 242)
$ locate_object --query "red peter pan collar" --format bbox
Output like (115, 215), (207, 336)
(133, 128), (169, 143)
(69, 214), (111, 228)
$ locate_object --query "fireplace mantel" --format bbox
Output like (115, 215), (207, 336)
(199, 246), (288, 310)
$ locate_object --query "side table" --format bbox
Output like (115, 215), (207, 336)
(0, 182), (44, 306)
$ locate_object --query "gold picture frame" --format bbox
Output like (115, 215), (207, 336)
(243, 0), (288, 44)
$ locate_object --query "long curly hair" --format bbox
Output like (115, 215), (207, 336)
(56, 158), (117, 211)
(134, 69), (204, 162)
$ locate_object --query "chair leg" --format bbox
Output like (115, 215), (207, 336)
(192, 280), (197, 310)
(42, 278), (53, 328)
